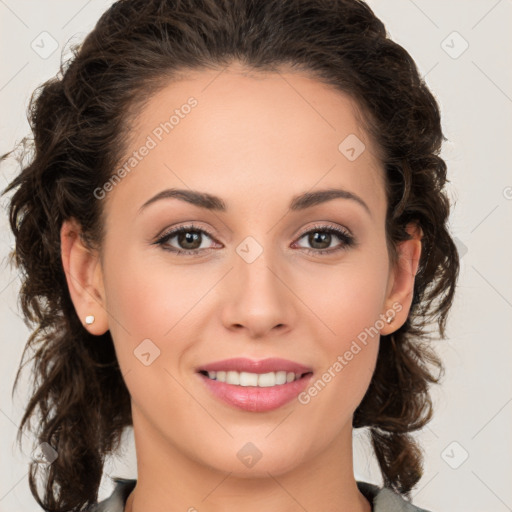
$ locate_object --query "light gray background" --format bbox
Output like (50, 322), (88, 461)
(1, 1), (511, 511)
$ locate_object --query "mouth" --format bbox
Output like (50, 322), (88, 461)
(195, 357), (314, 412)
(198, 369), (312, 387)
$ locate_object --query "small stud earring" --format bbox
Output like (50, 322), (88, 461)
(385, 313), (395, 324)
(85, 315), (95, 325)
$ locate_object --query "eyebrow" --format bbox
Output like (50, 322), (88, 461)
(138, 187), (372, 217)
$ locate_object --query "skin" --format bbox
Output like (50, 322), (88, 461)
(61, 62), (422, 512)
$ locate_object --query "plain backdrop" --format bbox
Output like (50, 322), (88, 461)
(1, 1), (511, 511)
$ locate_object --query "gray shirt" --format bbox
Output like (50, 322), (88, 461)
(88, 477), (433, 511)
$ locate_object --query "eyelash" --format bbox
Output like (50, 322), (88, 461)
(153, 223), (356, 257)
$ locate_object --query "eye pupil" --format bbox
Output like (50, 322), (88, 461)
(179, 231), (201, 249)
(309, 231), (331, 249)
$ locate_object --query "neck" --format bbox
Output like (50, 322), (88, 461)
(125, 407), (372, 512)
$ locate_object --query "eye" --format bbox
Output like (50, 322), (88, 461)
(153, 223), (218, 256)
(292, 224), (355, 255)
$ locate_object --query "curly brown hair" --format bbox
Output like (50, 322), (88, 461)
(2, 0), (459, 510)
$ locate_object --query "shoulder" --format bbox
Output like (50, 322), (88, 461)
(87, 478), (137, 512)
(357, 481), (434, 512)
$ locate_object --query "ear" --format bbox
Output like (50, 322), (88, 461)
(60, 218), (109, 335)
(379, 221), (423, 335)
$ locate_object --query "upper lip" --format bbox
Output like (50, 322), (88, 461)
(197, 357), (313, 375)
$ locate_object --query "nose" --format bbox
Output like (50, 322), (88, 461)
(220, 243), (296, 339)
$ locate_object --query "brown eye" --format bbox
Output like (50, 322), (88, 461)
(293, 224), (355, 255)
(154, 224), (217, 255)
(305, 231), (332, 250)
(175, 230), (203, 250)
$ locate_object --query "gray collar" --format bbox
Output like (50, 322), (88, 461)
(89, 477), (432, 512)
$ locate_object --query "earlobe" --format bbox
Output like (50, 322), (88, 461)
(380, 222), (423, 335)
(60, 218), (109, 335)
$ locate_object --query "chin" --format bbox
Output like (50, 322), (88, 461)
(197, 440), (308, 478)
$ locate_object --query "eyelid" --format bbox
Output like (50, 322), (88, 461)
(295, 222), (353, 239)
(154, 221), (217, 241)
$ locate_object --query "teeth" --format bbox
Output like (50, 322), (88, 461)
(205, 370), (302, 387)
(226, 371), (240, 385)
(239, 372), (258, 386)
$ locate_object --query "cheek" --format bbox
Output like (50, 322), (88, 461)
(300, 246), (390, 343)
(297, 249), (389, 401)
(103, 247), (200, 338)
(101, 252), (200, 418)
(100, 249), (197, 390)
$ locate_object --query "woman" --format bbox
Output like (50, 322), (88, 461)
(2, 0), (459, 511)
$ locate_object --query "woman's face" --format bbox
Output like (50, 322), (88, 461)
(70, 64), (415, 478)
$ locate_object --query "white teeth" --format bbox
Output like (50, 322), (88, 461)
(258, 372), (276, 387)
(205, 370), (303, 387)
(239, 372), (258, 386)
(226, 371), (240, 385)
(275, 371), (287, 385)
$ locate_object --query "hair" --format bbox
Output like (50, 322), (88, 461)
(2, 0), (460, 510)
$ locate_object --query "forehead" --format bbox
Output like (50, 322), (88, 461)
(104, 64), (386, 219)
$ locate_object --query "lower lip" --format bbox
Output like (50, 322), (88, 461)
(198, 372), (313, 412)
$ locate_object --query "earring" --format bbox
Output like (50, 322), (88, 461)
(85, 315), (95, 325)
(385, 312), (395, 324)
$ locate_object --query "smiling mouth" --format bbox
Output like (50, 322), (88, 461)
(198, 370), (313, 387)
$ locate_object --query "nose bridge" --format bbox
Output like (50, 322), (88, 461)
(221, 231), (295, 335)
(234, 232), (285, 301)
